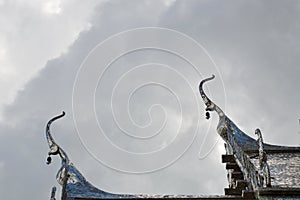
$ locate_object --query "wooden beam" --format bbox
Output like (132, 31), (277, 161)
(226, 163), (241, 171)
(231, 172), (244, 180)
(224, 188), (242, 196)
(222, 155), (235, 163)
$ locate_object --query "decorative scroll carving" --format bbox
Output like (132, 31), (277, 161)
(46, 111), (69, 166)
(199, 75), (225, 118)
(199, 76), (272, 191)
(45, 111), (69, 199)
(255, 129), (271, 187)
(45, 112), (134, 199)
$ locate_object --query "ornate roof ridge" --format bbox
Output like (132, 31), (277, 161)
(45, 112), (220, 199)
(199, 75), (300, 193)
(44, 76), (300, 199)
(199, 75), (300, 153)
(45, 112), (125, 199)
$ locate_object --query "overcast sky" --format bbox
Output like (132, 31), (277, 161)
(1, 1), (300, 199)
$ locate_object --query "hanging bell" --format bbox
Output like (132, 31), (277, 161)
(47, 156), (52, 165)
(205, 112), (210, 120)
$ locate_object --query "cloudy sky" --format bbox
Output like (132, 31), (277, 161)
(1, 0), (300, 199)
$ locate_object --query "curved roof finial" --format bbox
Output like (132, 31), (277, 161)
(199, 75), (225, 118)
(45, 111), (69, 165)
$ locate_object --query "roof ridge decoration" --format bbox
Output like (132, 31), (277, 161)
(199, 74), (225, 119)
(255, 129), (271, 187)
(45, 112), (205, 199)
(199, 75), (253, 147)
(44, 76), (300, 199)
(46, 111), (69, 166)
(199, 75), (300, 193)
(45, 112), (132, 199)
(198, 75), (300, 153)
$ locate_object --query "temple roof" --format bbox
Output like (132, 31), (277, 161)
(199, 75), (300, 198)
(45, 75), (300, 199)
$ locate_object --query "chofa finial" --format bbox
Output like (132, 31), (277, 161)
(199, 75), (225, 119)
(45, 111), (69, 165)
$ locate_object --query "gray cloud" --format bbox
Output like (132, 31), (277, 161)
(1, 0), (300, 199)
(0, 0), (100, 119)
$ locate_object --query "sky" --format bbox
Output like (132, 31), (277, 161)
(0, 0), (300, 199)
